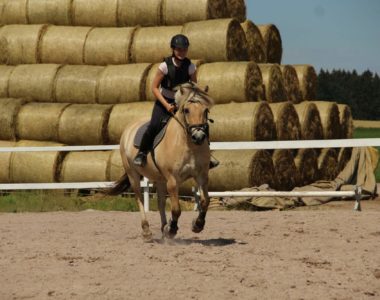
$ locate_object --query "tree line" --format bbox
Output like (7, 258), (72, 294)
(317, 69), (380, 120)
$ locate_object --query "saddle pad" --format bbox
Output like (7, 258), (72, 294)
(134, 121), (169, 150)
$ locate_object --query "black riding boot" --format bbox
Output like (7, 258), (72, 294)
(134, 131), (153, 167)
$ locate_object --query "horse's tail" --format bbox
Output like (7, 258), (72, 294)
(106, 173), (131, 196)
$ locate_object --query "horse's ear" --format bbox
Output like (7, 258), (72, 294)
(204, 85), (209, 93)
(179, 85), (185, 95)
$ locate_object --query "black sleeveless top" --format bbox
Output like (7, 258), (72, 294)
(160, 56), (191, 91)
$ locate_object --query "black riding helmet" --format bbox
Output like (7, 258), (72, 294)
(170, 34), (190, 49)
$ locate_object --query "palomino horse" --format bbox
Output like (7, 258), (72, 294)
(108, 82), (214, 240)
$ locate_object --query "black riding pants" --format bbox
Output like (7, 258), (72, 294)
(139, 98), (175, 153)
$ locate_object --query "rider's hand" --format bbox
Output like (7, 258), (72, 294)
(166, 103), (176, 113)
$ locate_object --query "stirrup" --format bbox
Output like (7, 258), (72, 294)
(209, 159), (219, 169)
(133, 152), (147, 167)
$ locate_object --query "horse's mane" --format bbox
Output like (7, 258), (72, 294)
(174, 82), (214, 109)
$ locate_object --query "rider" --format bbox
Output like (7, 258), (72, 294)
(133, 34), (218, 169)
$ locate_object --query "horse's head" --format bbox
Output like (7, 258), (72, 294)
(174, 82), (214, 145)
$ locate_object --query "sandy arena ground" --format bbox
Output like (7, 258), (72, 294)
(1, 199), (380, 300)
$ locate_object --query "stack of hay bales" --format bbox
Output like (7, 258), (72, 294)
(0, 0), (354, 192)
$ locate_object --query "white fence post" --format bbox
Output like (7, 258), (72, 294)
(141, 177), (150, 212)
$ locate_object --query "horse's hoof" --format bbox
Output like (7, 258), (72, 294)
(163, 223), (178, 239)
(142, 230), (153, 242)
(192, 218), (205, 233)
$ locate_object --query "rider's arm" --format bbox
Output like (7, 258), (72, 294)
(152, 69), (173, 112)
(191, 71), (197, 83)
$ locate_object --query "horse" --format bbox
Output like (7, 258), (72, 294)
(108, 82), (215, 241)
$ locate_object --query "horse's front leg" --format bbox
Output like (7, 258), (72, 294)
(192, 175), (210, 233)
(163, 177), (181, 238)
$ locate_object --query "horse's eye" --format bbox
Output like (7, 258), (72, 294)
(184, 108), (190, 114)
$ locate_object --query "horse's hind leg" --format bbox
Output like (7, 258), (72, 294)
(163, 177), (180, 239)
(156, 182), (167, 234)
(129, 171), (152, 241)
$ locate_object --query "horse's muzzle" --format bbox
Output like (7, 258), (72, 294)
(191, 129), (206, 145)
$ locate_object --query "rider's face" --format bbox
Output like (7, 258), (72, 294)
(173, 47), (188, 60)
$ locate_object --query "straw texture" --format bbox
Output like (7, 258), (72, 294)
(8, 64), (61, 102)
(0, 24), (48, 64)
(0, 98), (26, 140)
(311, 101), (341, 139)
(59, 151), (112, 182)
(293, 65), (318, 100)
(208, 150), (275, 191)
(258, 64), (287, 102)
(197, 62), (264, 103)
(279, 65), (302, 103)
(118, 0), (163, 27)
(240, 20), (266, 63)
(182, 19), (248, 62)
(0, 140), (16, 183)
(98, 64), (152, 104)
(107, 150), (124, 181)
(0, 0), (28, 24)
(0, 65), (15, 97)
(131, 26), (182, 63)
(72, 0), (118, 27)
(337, 148), (352, 173)
(27, 0), (72, 25)
(338, 104), (353, 139)
(272, 149), (297, 191)
(318, 148), (338, 180)
(209, 102), (276, 142)
(294, 149), (319, 186)
(10, 140), (64, 183)
(16, 103), (71, 142)
(257, 24), (282, 64)
(162, 0), (226, 25)
(40, 26), (92, 64)
(84, 27), (136, 65)
(58, 104), (112, 145)
(294, 101), (324, 140)
(107, 102), (154, 144)
(269, 102), (301, 140)
(55, 65), (104, 104)
(225, 0), (246, 22)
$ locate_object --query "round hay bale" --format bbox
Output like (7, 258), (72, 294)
(131, 26), (183, 63)
(208, 150), (275, 191)
(107, 150), (124, 181)
(162, 0), (226, 25)
(337, 147), (352, 173)
(311, 101), (341, 139)
(197, 62), (264, 103)
(107, 102), (154, 144)
(16, 103), (71, 142)
(182, 19), (249, 62)
(318, 148), (338, 180)
(0, 141), (16, 183)
(27, 0), (72, 25)
(84, 27), (137, 65)
(338, 104), (353, 139)
(269, 102), (301, 140)
(293, 65), (318, 100)
(117, 0), (162, 27)
(8, 64), (61, 102)
(40, 26), (92, 64)
(272, 149), (297, 191)
(59, 151), (112, 182)
(209, 102), (276, 142)
(0, 24), (48, 64)
(225, 0), (246, 22)
(258, 64), (287, 102)
(10, 140), (64, 183)
(294, 101), (323, 140)
(257, 24), (282, 64)
(55, 65), (104, 104)
(58, 104), (112, 145)
(240, 20), (266, 63)
(0, 0), (28, 24)
(0, 98), (26, 140)
(294, 149), (319, 186)
(98, 64), (152, 104)
(72, 0), (118, 27)
(280, 65), (302, 104)
(0, 65), (15, 97)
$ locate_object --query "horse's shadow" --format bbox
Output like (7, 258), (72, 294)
(152, 237), (247, 247)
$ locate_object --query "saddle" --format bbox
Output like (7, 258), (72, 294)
(133, 120), (170, 150)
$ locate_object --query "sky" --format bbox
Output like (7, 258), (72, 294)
(247, 0), (380, 74)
